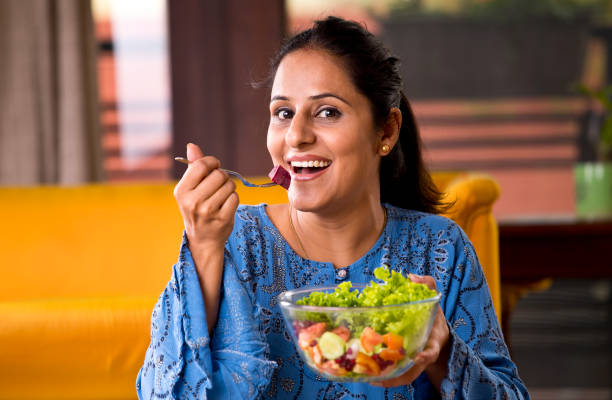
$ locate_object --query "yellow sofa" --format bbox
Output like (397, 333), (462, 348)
(0, 173), (500, 399)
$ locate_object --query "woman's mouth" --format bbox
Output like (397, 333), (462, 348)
(290, 160), (331, 176)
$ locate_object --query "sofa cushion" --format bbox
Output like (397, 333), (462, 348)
(0, 296), (154, 399)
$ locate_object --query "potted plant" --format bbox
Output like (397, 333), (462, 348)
(575, 84), (612, 218)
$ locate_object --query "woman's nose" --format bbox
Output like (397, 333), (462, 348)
(285, 114), (315, 148)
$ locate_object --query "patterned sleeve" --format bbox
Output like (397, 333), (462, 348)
(136, 235), (277, 399)
(439, 228), (530, 400)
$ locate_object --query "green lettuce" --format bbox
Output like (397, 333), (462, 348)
(296, 266), (437, 348)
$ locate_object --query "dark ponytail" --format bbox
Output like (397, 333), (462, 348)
(268, 16), (445, 214)
(380, 93), (445, 213)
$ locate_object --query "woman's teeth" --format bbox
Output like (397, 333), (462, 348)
(290, 160), (330, 168)
(290, 160), (331, 174)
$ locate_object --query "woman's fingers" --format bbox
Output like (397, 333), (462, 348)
(370, 358), (427, 388)
(199, 177), (236, 215)
(408, 273), (437, 291)
(186, 142), (204, 162)
(174, 156), (221, 197)
(414, 337), (442, 369)
(189, 168), (230, 201)
(219, 191), (240, 220)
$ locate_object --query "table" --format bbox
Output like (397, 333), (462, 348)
(499, 216), (612, 280)
(498, 216), (612, 347)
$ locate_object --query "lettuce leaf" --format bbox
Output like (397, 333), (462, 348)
(296, 266), (437, 342)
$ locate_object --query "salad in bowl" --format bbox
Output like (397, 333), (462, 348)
(278, 266), (440, 381)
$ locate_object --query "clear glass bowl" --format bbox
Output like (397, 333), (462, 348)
(278, 284), (441, 382)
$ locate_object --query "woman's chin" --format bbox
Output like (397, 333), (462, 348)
(288, 189), (326, 212)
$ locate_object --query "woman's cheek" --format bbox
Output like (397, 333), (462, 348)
(266, 130), (282, 161)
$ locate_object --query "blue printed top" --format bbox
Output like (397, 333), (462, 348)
(137, 204), (530, 399)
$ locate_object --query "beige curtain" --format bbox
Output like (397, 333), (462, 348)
(0, 0), (103, 185)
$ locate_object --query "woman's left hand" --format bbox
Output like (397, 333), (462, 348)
(370, 274), (450, 390)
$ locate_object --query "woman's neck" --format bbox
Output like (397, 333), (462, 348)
(291, 198), (386, 268)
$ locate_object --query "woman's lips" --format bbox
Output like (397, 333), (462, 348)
(286, 155), (332, 182)
(290, 163), (331, 181)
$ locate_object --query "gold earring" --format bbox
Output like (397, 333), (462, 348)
(381, 144), (390, 154)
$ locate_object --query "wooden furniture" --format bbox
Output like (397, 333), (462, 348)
(498, 217), (612, 344)
(500, 217), (612, 279)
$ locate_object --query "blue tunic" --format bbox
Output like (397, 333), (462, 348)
(137, 204), (530, 399)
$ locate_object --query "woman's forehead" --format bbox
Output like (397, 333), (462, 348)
(271, 49), (356, 99)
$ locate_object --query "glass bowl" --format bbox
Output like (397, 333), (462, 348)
(278, 284), (441, 382)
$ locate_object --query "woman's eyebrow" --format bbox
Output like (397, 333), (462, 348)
(270, 93), (351, 106)
(310, 93), (351, 106)
(270, 95), (289, 102)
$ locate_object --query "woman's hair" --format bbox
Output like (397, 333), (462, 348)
(268, 16), (445, 213)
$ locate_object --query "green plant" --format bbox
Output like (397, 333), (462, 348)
(578, 84), (612, 161)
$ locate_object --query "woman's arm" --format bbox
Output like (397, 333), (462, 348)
(136, 237), (276, 399)
(372, 222), (529, 399)
(189, 243), (225, 335)
(173, 143), (239, 334)
(436, 229), (530, 400)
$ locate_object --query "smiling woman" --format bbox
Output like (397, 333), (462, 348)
(137, 16), (529, 400)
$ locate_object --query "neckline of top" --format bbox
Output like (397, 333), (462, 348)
(257, 203), (391, 271)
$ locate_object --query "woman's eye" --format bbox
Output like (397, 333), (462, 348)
(274, 108), (293, 120)
(317, 107), (341, 119)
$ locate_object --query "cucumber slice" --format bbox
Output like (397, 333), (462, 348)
(318, 332), (346, 360)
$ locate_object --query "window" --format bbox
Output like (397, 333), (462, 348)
(92, 0), (171, 181)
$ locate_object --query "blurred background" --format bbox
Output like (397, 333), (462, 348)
(1, 0), (611, 398)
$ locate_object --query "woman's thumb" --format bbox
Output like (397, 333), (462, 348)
(409, 274), (437, 291)
(186, 143), (204, 162)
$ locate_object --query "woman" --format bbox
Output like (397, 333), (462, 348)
(137, 17), (529, 399)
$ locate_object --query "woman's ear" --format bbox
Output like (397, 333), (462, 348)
(378, 107), (402, 156)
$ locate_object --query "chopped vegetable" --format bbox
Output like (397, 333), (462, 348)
(268, 165), (291, 189)
(318, 331), (346, 360)
(360, 327), (383, 354)
(289, 266), (438, 380)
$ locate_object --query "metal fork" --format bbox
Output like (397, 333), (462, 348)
(174, 157), (277, 188)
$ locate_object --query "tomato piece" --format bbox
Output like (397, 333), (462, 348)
(382, 332), (404, 351)
(312, 344), (324, 365)
(379, 348), (405, 361)
(320, 360), (348, 376)
(360, 327), (383, 354)
(304, 345), (314, 362)
(304, 322), (327, 338)
(331, 325), (351, 342)
(355, 352), (381, 375)
(298, 331), (316, 350)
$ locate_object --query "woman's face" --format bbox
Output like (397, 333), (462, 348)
(267, 49), (383, 213)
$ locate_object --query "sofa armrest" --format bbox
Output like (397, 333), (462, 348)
(437, 173), (502, 325)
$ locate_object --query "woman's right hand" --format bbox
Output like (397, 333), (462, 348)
(174, 143), (239, 252)
(174, 143), (239, 333)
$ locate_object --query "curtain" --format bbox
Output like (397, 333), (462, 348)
(0, 0), (103, 185)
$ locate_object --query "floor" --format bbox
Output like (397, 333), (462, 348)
(508, 279), (612, 400)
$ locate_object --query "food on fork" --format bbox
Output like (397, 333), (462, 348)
(268, 165), (291, 190)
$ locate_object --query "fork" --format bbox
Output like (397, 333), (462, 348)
(174, 157), (277, 188)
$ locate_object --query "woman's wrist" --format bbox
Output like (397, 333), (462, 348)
(187, 238), (225, 264)
(424, 329), (451, 391)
